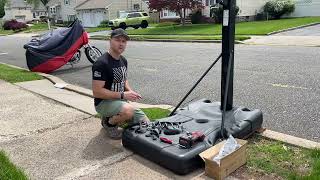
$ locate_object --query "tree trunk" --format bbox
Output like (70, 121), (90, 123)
(46, 6), (50, 30)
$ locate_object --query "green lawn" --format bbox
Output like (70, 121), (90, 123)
(90, 34), (250, 41)
(0, 150), (28, 180)
(127, 17), (320, 35)
(85, 27), (111, 33)
(0, 64), (43, 83)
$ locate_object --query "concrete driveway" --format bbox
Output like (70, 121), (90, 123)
(273, 24), (320, 36)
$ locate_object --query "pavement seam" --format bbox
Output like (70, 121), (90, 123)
(0, 114), (95, 143)
(54, 150), (134, 180)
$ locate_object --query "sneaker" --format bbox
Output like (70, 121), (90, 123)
(105, 126), (123, 140)
(101, 117), (123, 140)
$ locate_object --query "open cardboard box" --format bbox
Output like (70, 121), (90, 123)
(199, 138), (248, 180)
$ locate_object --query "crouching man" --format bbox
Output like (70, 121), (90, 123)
(92, 28), (149, 139)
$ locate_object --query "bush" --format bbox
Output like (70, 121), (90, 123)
(264, 0), (295, 19)
(211, 5), (240, 23)
(2, 19), (28, 31)
(97, 20), (109, 27)
(191, 11), (202, 24)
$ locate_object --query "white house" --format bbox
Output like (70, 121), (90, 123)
(75, 0), (149, 27)
(290, 0), (320, 17)
(3, 0), (47, 22)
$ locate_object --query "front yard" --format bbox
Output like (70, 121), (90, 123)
(127, 17), (320, 35)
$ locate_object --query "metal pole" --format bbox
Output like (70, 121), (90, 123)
(220, 0), (236, 111)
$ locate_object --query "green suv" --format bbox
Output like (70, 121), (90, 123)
(108, 12), (150, 30)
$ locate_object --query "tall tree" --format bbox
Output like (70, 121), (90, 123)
(149, 0), (203, 25)
(0, 0), (6, 18)
(27, 0), (51, 29)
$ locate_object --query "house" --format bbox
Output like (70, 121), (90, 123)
(46, 0), (86, 22)
(290, 0), (320, 17)
(75, 0), (149, 27)
(3, 0), (47, 22)
(155, 0), (320, 22)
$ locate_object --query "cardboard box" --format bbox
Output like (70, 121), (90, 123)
(199, 138), (248, 180)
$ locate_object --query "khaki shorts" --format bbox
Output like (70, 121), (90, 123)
(95, 99), (147, 124)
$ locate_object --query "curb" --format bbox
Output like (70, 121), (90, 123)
(267, 22), (320, 35)
(1, 62), (320, 150)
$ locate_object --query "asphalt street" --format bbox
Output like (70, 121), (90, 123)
(0, 35), (319, 142)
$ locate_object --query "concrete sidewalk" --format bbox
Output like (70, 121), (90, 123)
(243, 35), (320, 47)
(0, 79), (208, 180)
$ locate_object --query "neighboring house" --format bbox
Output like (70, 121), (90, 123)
(47, 0), (86, 22)
(155, 0), (320, 22)
(3, 0), (47, 22)
(75, 0), (149, 27)
(290, 0), (320, 17)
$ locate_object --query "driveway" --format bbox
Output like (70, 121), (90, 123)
(273, 24), (320, 36)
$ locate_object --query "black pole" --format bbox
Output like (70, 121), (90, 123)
(220, 0), (236, 111)
(169, 54), (222, 116)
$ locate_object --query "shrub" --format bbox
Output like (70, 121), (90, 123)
(264, 0), (295, 19)
(191, 10), (202, 24)
(2, 19), (28, 31)
(211, 5), (240, 23)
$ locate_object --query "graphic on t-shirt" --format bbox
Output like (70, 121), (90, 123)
(111, 66), (127, 92)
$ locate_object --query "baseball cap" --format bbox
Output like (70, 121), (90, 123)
(110, 28), (130, 40)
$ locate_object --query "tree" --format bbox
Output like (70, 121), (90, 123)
(26, 0), (51, 29)
(149, 0), (204, 25)
(264, 0), (295, 19)
(0, 0), (6, 18)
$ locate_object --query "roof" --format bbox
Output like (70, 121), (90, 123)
(75, 0), (111, 10)
(7, 0), (32, 8)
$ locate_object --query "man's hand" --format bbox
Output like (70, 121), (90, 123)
(124, 90), (142, 101)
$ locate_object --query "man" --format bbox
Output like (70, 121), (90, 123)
(92, 28), (149, 139)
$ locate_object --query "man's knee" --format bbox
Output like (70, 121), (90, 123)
(120, 103), (134, 119)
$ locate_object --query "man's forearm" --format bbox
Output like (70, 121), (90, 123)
(93, 88), (122, 100)
(125, 80), (132, 91)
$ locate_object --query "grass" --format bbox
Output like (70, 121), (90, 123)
(23, 23), (50, 33)
(90, 35), (250, 41)
(85, 27), (111, 33)
(127, 17), (320, 35)
(141, 108), (171, 120)
(0, 150), (28, 180)
(0, 64), (43, 83)
(247, 135), (320, 179)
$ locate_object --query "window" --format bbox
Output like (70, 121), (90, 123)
(50, 7), (56, 14)
(142, 13), (148, 16)
(133, 4), (140, 10)
(65, 0), (69, 5)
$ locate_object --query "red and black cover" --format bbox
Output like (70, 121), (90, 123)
(24, 19), (89, 73)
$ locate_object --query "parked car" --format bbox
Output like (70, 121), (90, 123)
(108, 12), (150, 30)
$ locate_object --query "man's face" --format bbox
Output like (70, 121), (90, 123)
(110, 36), (127, 55)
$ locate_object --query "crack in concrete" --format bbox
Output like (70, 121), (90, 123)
(54, 150), (134, 180)
(0, 115), (95, 143)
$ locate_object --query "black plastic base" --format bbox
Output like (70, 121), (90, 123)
(122, 99), (263, 175)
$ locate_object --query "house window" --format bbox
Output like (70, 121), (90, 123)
(50, 7), (56, 14)
(65, 0), (69, 5)
(206, 0), (216, 6)
(133, 4), (140, 10)
(162, 9), (178, 18)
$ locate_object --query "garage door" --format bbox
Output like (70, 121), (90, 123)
(82, 11), (94, 27)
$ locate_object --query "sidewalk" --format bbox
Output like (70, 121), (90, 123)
(1, 72), (320, 179)
(243, 35), (320, 47)
(0, 79), (207, 180)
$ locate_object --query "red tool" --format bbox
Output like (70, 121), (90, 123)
(160, 137), (173, 144)
(179, 131), (205, 148)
